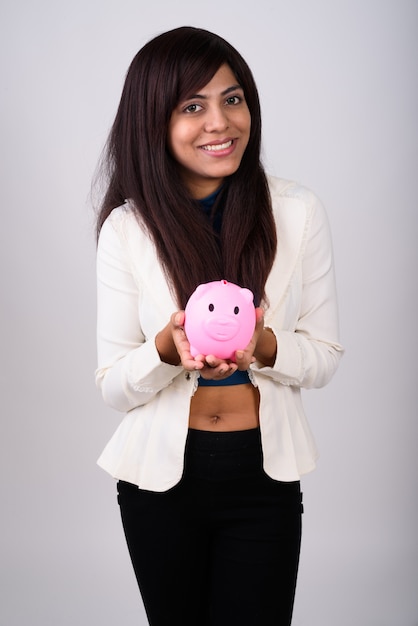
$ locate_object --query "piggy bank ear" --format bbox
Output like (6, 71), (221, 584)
(193, 282), (212, 301)
(240, 288), (254, 304)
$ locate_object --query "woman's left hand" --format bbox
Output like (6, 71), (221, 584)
(235, 307), (277, 369)
(234, 307), (265, 370)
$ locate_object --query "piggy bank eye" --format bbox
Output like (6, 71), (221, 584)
(234, 306), (239, 315)
(208, 303), (215, 312)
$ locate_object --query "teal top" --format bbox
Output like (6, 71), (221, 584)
(198, 369), (251, 386)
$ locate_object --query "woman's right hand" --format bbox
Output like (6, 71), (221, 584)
(155, 311), (206, 371)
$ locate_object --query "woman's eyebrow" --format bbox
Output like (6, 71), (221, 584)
(187, 84), (243, 100)
(221, 84), (243, 96)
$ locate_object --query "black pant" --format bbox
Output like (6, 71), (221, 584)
(117, 428), (303, 626)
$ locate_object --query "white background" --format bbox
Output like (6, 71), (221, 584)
(1, 1), (417, 624)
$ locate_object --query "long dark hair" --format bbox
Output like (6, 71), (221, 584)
(96, 26), (277, 308)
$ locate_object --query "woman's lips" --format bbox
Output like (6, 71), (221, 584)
(200, 139), (233, 152)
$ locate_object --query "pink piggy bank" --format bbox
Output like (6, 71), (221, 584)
(184, 280), (256, 361)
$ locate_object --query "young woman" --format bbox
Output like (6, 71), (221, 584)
(95, 26), (343, 626)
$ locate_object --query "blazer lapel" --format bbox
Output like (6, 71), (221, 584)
(264, 195), (308, 315)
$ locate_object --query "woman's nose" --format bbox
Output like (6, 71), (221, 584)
(203, 106), (229, 132)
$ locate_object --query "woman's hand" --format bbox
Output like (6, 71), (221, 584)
(235, 307), (277, 370)
(234, 306), (264, 370)
(198, 354), (238, 380)
(156, 311), (206, 371)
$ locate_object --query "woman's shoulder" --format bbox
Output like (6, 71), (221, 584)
(266, 175), (330, 246)
(100, 201), (148, 240)
(103, 201), (138, 229)
(267, 175), (320, 207)
(98, 201), (151, 261)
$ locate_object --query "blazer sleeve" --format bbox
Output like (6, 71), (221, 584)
(95, 212), (183, 413)
(252, 191), (344, 389)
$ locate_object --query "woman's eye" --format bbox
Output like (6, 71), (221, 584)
(226, 95), (241, 105)
(184, 103), (202, 113)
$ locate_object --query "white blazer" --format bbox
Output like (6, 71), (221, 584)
(95, 176), (343, 491)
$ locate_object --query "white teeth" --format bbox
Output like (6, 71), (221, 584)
(201, 140), (233, 151)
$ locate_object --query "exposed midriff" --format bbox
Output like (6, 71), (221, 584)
(188, 383), (260, 431)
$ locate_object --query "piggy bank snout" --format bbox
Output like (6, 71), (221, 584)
(203, 315), (239, 342)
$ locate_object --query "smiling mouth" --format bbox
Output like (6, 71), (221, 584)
(200, 140), (233, 152)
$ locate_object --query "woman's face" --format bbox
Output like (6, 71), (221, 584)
(168, 64), (251, 199)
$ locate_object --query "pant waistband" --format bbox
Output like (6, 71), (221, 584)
(186, 427), (261, 454)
